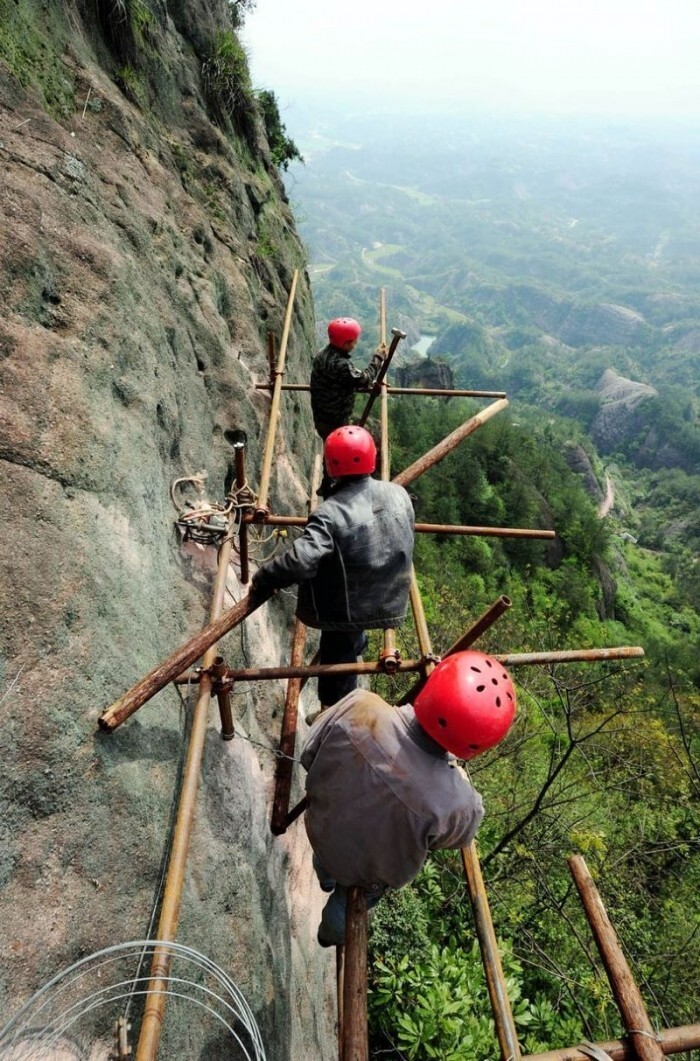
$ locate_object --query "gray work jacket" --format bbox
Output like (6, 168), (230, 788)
(301, 691), (484, 889)
(252, 476), (414, 631)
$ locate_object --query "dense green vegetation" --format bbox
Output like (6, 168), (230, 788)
(362, 403), (700, 1058)
(284, 106), (700, 1057)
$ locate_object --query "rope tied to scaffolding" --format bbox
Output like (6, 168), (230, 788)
(171, 471), (233, 544)
(627, 1027), (663, 1041)
(227, 478), (257, 513)
(578, 1043), (614, 1061)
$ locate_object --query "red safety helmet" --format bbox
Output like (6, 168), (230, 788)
(328, 317), (362, 346)
(413, 650), (516, 759)
(324, 425), (377, 477)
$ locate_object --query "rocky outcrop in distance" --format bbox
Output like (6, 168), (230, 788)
(591, 368), (658, 452)
(467, 283), (648, 348)
(394, 357), (454, 390)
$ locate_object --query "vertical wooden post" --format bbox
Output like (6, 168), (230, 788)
(399, 595), (512, 706)
(341, 887), (369, 1061)
(377, 290), (398, 668)
(256, 270), (299, 518)
(461, 844), (522, 1060)
(213, 656), (234, 740)
(234, 443), (250, 584)
(270, 617), (307, 834)
(337, 947), (345, 1060)
(135, 536), (234, 1061)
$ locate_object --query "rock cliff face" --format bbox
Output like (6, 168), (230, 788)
(394, 357), (454, 390)
(591, 368), (658, 453)
(0, 3), (335, 1057)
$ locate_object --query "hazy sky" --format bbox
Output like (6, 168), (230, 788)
(243, 0), (700, 118)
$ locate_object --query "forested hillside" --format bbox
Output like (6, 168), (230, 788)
(283, 104), (700, 1056)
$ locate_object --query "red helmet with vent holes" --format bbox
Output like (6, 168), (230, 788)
(413, 650), (516, 759)
(328, 317), (362, 346)
(324, 425), (376, 477)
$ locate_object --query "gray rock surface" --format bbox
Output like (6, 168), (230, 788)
(591, 368), (658, 452)
(0, 7), (334, 1058)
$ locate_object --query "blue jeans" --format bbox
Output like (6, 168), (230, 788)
(313, 855), (386, 946)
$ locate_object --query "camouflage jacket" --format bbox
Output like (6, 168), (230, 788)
(310, 343), (383, 438)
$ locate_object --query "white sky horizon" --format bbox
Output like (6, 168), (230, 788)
(242, 0), (700, 121)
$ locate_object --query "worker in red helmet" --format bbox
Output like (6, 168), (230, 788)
(300, 650), (516, 946)
(309, 317), (385, 444)
(251, 426), (414, 710)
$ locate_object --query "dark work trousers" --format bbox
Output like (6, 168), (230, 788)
(318, 630), (368, 707)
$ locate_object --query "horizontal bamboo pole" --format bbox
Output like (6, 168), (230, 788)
(99, 590), (270, 731)
(493, 647), (644, 666)
(220, 657), (425, 682)
(255, 383), (507, 398)
(175, 644), (644, 689)
(241, 512), (555, 540)
(523, 1025), (700, 1060)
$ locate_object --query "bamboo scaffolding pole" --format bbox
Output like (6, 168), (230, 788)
(409, 572), (522, 1059)
(270, 618), (307, 835)
(409, 569), (434, 665)
(399, 595), (512, 706)
(255, 269), (299, 519)
(522, 1025), (700, 1061)
(380, 381), (390, 482)
(98, 588), (270, 731)
(270, 454), (322, 834)
(175, 644), (644, 689)
(218, 658), (426, 682)
(212, 656), (234, 740)
(255, 383), (508, 398)
(446, 595), (513, 655)
(376, 290), (399, 669)
(234, 440), (250, 584)
(393, 397), (508, 488)
(382, 385), (507, 398)
(337, 948), (345, 1061)
(284, 792), (309, 827)
(241, 512), (556, 539)
(568, 856), (664, 1061)
(493, 647), (644, 666)
(341, 887), (369, 1061)
(462, 844), (522, 1061)
(135, 535), (233, 1061)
